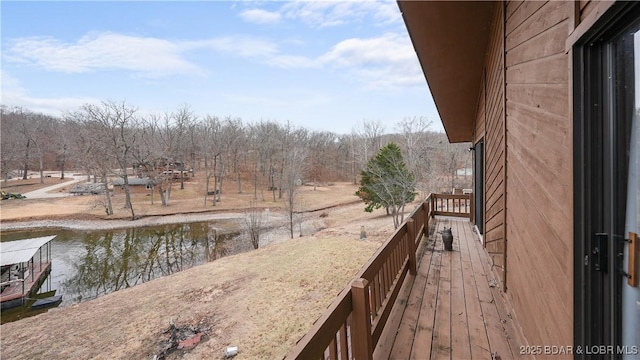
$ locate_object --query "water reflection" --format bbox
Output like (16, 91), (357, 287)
(1, 221), (244, 323)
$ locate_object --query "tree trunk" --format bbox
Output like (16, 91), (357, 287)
(102, 173), (113, 215)
(289, 211), (294, 239)
(122, 174), (136, 220)
(260, 173), (265, 202)
(60, 146), (66, 180)
(39, 156), (44, 184)
(253, 169), (258, 200)
(2, 160), (9, 183)
(212, 156), (217, 206)
(213, 175), (218, 207)
(22, 139), (30, 180)
(278, 167), (284, 199)
(203, 155), (209, 207)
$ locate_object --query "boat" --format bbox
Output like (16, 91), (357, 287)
(31, 295), (62, 309)
(0, 235), (56, 309)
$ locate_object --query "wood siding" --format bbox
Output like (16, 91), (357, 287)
(579, 0), (613, 24)
(482, 5), (506, 287)
(503, 0), (573, 350)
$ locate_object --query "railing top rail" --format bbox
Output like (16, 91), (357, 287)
(432, 193), (471, 199)
(356, 195), (431, 280)
(286, 286), (354, 359)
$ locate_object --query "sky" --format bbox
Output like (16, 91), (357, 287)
(1, 1), (443, 135)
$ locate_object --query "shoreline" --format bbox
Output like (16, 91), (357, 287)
(0, 212), (247, 232)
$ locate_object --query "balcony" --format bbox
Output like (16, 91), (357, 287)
(286, 194), (527, 360)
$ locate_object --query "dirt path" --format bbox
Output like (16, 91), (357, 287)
(21, 175), (85, 199)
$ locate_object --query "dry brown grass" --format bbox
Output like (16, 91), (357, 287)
(0, 231), (383, 359)
(0, 178), (359, 222)
(0, 178), (409, 359)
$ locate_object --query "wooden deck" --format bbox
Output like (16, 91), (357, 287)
(1, 261), (52, 305)
(374, 218), (527, 360)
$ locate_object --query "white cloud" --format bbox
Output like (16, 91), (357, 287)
(4, 27), (421, 101)
(240, 8), (281, 24)
(6, 32), (205, 77)
(320, 33), (414, 67)
(198, 36), (278, 59)
(281, 1), (401, 28)
(232, 32), (423, 88)
(318, 33), (423, 88)
(1, 70), (99, 115)
(5, 32), (290, 77)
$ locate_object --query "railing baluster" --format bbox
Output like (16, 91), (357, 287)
(329, 337), (338, 360)
(370, 275), (379, 316)
(339, 323), (348, 360)
(374, 274), (382, 314)
(407, 219), (417, 275)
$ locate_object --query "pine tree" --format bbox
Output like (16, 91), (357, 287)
(355, 142), (417, 228)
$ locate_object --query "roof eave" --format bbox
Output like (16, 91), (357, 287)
(398, 1), (496, 143)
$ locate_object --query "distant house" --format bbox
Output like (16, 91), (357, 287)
(400, 0), (639, 356)
(111, 177), (153, 194)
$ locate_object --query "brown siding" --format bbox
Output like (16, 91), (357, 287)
(482, 5), (506, 287)
(580, 1), (615, 26)
(504, 0), (573, 351)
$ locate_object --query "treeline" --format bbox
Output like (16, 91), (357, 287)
(0, 101), (471, 201)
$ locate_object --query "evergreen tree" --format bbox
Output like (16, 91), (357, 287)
(356, 142), (417, 228)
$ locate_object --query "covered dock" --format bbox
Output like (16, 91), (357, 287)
(0, 235), (56, 309)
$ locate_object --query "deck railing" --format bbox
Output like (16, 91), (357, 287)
(285, 193), (471, 360)
(431, 193), (473, 218)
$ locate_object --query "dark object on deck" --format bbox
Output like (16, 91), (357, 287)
(31, 295), (62, 309)
(442, 227), (453, 251)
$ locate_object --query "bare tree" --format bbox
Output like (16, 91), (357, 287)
(362, 119), (385, 153)
(0, 106), (24, 183)
(243, 200), (263, 249)
(171, 105), (196, 190)
(396, 116), (432, 175)
(282, 146), (309, 239)
(66, 111), (115, 215)
(199, 115), (224, 206)
(221, 117), (245, 194)
(74, 101), (140, 220)
(307, 131), (338, 186)
(350, 120), (386, 183)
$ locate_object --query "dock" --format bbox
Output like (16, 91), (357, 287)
(0, 236), (56, 309)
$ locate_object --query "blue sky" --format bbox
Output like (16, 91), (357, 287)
(1, 1), (442, 134)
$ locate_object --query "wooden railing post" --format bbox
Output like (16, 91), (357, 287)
(351, 278), (373, 360)
(407, 219), (417, 276)
(422, 200), (430, 238)
(431, 195), (436, 218)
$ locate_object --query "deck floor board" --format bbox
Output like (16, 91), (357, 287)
(378, 218), (526, 360)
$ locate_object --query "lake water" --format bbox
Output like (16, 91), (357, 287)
(0, 220), (245, 323)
